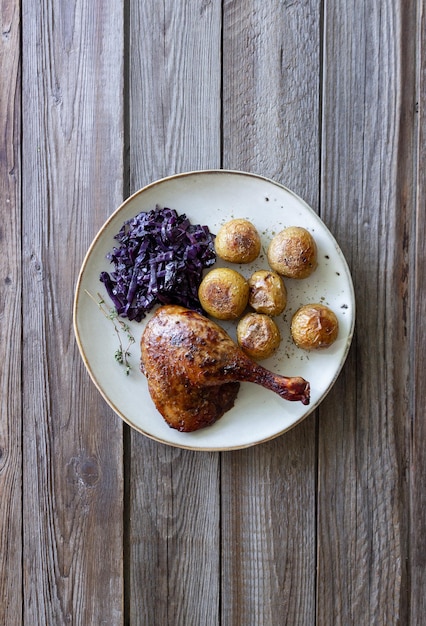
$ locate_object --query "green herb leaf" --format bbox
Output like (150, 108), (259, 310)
(86, 290), (136, 375)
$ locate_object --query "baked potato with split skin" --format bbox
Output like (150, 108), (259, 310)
(291, 303), (338, 350)
(248, 270), (287, 316)
(198, 267), (249, 320)
(267, 226), (318, 279)
(237, 313), (281, 360)
(215, 218), (261, 263)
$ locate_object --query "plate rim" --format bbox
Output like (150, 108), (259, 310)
(73, 169), (356, 451)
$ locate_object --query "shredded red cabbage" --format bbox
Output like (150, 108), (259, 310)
(100, 206), (216, 321)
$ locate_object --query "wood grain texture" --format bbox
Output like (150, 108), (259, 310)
(318, 1), (416, 623)
(21, 1), (125, 623)
(0, 2), (22, 625)
(221, 1), (320, 623)
(127, 2), (223, 624)
(411, 0), (426, 621)
(129, 0), (222, 189)
(222, 0), (321, 207)
(128, 444), (221, 625)
(221, 437), (316, 625)
(2, 1), (425, 623)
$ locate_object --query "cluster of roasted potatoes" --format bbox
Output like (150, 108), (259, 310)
(198, 218), (339, 359)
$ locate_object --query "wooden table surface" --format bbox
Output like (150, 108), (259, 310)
(1, 1), (425, 624)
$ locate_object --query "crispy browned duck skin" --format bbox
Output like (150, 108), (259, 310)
(140, 305), (310, 432)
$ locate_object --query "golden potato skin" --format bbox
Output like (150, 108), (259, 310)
(198, 268), (249, 320)
(291, 304), (338, 350)
(215, 218), (261, 263)
(237, 313), (281, 360)
(248, 270), (287, 316)
(267, 226), (318, 279)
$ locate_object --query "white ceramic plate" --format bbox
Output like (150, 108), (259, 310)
(73, 170), (355, 450)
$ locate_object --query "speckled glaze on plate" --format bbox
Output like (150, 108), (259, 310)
(73, 170), (355, 450)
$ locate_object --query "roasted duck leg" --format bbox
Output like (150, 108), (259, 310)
(140, 304), (310, 432)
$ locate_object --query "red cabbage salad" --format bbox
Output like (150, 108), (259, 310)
(100, 206), (216, 322)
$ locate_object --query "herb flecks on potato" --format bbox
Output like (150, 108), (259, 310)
(237, 313), (281, 360)
(291, 303), (338, 350)
(248, 270), (287, 316)
(198, 267), (249, 320)
(267, 226), (317, 279)
(215, 218), (261, 264)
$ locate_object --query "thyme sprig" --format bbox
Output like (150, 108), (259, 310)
(86, 290), (135, 375)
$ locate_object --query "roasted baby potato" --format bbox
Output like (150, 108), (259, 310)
(215, 218), (261, 263)
(291, 303), (338, 350)
(248, 269), (287, 316)
(237, 312), (281, 360)
(267, 226), (317, 279)
(198, 267), (249, 320)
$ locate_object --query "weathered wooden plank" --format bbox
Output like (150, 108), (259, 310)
(21, 1), (125, 623)
(128, 0), (222, 188)
(220, 435), (316, 625)
(221, 1), (320, 623)
(128, 444), (221, 625)
(318, 2), (415, 623)
(127, 2), (222, 624)
(411, 0), (426, 621)
(222, 0), (321, 209)
(0, 2), (22, 625)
